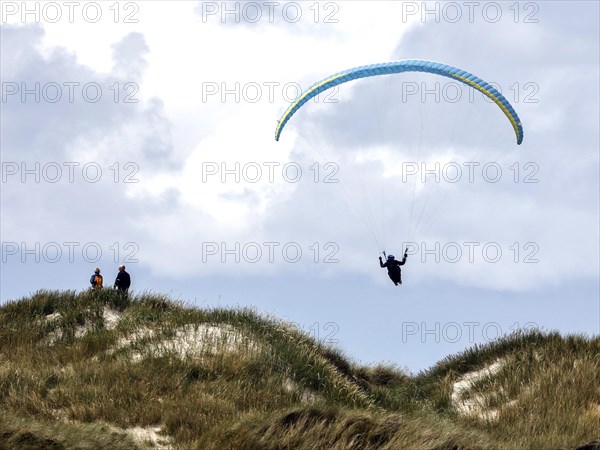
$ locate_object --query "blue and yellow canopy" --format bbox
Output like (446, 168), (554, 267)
(275, 59), (523, 145)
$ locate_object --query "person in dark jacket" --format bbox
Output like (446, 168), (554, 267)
(90, 268), (103, 289)
(379, 252), (407, 286)
(113, 265), (131, 293)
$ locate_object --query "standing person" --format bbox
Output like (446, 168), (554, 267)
(113, 265), (131, 293)
(90, 268), (103, 289)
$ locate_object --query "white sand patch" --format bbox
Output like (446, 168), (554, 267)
(43, 306), (122, 344)
(45, 312), (62, 321)
(127, 425), (172, 449)
(283, 378), (318, 404)
(103, 305), (122, 330)
(117, 326), (156, 346)
(116, 323), (259, 361)
(451, 359), (506, 420)
(44, 319), (93, 345)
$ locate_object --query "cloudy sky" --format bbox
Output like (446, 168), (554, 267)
(1, 1), (598, 371)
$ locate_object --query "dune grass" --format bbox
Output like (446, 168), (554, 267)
(1, 412), (139, 450)
(1, 289), (598, 449)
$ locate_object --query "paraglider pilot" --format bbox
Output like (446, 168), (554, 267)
(379, 251), (408, 286)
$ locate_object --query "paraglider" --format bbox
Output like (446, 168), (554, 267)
(379, 251), (408, 286)
(274, 59), (524, 286)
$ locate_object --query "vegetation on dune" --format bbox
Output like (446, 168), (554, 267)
(0, 289), (598, 449)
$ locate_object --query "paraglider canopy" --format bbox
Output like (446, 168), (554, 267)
(274, 59), (523, 145)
